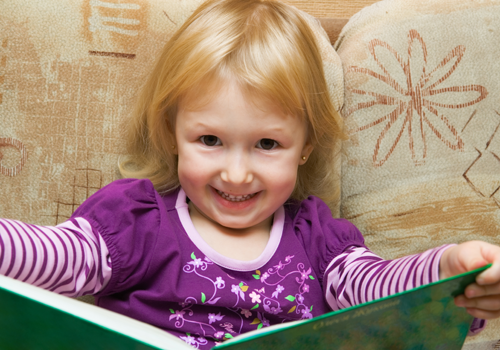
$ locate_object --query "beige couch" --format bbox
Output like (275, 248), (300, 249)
(0, 0), (499, 348)
(336, 1), (500, 348)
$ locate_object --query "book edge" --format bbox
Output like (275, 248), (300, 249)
(0, 275), (189, 350)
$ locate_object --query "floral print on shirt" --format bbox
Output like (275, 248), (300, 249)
(170, 252), (318, 348)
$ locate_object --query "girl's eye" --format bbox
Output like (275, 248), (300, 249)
(257, 138), (278, 150)
(200, 135), (221, 146)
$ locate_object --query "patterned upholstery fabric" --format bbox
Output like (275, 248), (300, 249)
(335, 0), (500, 348)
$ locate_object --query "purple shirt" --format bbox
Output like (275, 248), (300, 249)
(73, 178), (366, 348)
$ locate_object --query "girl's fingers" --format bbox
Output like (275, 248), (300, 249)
(448, 242), (500, 320)
(463, 307), (500, 320)
(475, 243), (500, 284)
(464, 282), (500, 298)
(477, 260), (500, 285)
(455, 294), (500, 319)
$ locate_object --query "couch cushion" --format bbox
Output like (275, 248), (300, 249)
(0, 0), (201, 223)
(335, 0), (500, 347)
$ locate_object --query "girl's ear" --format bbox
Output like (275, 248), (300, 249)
(299, 142), (314, 165)
(171, 144), (178, 155)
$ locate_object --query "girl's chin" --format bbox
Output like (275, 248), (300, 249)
(210, 213), (262, 230)
(211, 210), (275, 232)
(218, 221), (256, 230)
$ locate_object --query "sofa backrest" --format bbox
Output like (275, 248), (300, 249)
(335, 0), (500, 347)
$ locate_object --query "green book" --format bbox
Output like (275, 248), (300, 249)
(216, 265), (490, 350)
(0, 265), (489, 350)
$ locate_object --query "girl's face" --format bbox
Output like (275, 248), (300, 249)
(175, 79), (313, 232)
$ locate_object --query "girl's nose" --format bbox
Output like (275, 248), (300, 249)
(220, 153), (253, 184)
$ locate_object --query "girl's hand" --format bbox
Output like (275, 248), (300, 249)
(440, 241), (500, 320)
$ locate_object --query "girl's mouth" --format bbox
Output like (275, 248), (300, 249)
(215, 189), (257, 202)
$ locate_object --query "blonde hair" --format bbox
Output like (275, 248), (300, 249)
(120, 0), (347, 211)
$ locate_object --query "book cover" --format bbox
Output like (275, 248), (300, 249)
(215, 264), (490, 350)
(0, 265), (489, 349)
(0, 274), (187, 350)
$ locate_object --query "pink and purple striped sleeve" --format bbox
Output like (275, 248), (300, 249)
(0, 217), (111, 297)
(323, 245), (451, 310)
(323, 244), (486, 334)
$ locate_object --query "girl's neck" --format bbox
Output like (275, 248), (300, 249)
(188, 202), (272, 261)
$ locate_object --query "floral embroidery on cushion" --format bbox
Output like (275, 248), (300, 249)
(344, 29), (488, 167)
(0, 137), (27, 177)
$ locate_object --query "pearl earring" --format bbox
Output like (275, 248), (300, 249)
(301, 156), (306, 161)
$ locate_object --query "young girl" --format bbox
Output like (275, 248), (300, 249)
(1, 0), (500, 348)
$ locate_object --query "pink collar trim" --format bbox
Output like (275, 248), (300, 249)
(175, 188), (284, 272)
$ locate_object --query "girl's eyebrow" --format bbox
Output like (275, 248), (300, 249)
(259, 126), (287, 133)
(184, 122), (214, 132)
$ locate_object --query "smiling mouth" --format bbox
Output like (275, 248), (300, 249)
(215, 189), (258, 202)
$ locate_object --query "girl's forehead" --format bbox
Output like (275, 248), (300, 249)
(179, 77), (301, 120)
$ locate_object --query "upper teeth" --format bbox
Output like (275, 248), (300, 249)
(216, 190), (256, 202)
